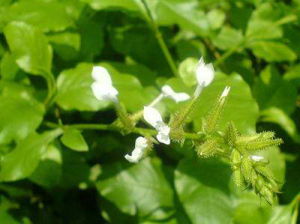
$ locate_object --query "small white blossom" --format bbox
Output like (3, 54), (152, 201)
(250, 155), (264, 162)
(195, 57), (215, 87)
(125, 137), (148, 163)
(161, 85), (190, 103)
(143, 106), (170, 145)
(91, 66), (118, 102)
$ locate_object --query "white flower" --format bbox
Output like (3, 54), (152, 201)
(143, 106), (170, 145)
(161, 85), (190, 103)
(195, 57), (215, 87)
(91, 66), (118, 102)
(125, 137), (148, 163)
(250, 155), (264, 162)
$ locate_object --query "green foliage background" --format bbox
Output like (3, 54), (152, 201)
(0, 0), (299, 223)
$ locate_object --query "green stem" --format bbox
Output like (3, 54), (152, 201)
(45, 122), (203, 140)
(141, 0), (179, 77)
(44, 73), (57, 108)
(214, 44), (242, 67)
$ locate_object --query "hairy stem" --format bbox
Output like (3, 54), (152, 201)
(45, 122), (203, 140)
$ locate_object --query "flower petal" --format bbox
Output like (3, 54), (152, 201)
(143, 106), (163, 127)
(161, 85), (190, 103)
(92, 66), (112, 86)
(91, 82), (118, 102)
(156, 124), (170, 145)
(125, 137), (148, 163)
(250, 155), (264, 162)
(195, 57), (215, 87)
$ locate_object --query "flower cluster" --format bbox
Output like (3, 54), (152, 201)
(89, 58), (283, 203)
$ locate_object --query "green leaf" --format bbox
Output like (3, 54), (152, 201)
(175, 158), (233, 224)
(253, 65), (297, 114)
(233, 193), (299, 224)
(175, 39), (205, 61)
(260, 108), (300, 143)
(0, 129), (62, 182)
(82, 0), (145, 13)
(0, 212), (19, 224)
(248, 41), (297, 62)
(207, 9), (225, 30)
(96, 158), (174, 220)
(4, 21), (53, 77)
(283, 64), (300, 88)
(61, 128), (88, 152)
(47, 32), (80, 61)
(192, 73), (259, 134)
(245, 3), (290, 41)
(212, 26), (244, 50)
(30, 143), (62, 188)
(0, 0), (73, 32)
(0, 83), (44, 144)
(56, 63), (109, 111)
(155, 0), (210, 36)
(0, 53), (19, 80)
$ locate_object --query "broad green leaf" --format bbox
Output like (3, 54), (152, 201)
(0, 0), (73, 32)
(0, 83), (44, 144)
(207, 9), (226, 30)
(267, 203), (298, 224)
(233, 193), (271, 224)
(4, 21), (53, 77)
(175, 39), (206, 61)
(260, 108), (300, 143)
(0, 212), (19, 224)
(0, 53), (19, 80)
(30, 144), (62, 188)
(96, 158), (174, 221)
(245, 3), (293, 41)
(246, 20), (282, 41)
(0, 129), (62, 181)
(212, 26), (244, 50)
(248, 41), (297, 62)
(233, 193), (299, 224)
(230, 3), (253, 31)
(191, 73), (259, 134)
(284, 26), (300, 55)
(283, 64), (300, 88)
(82, 0), (145, 13)
(61, 128), (88, 152)
(253, 65), (297, 114)
(56, 63), (109, 111)
(175, 158), (233, 224)
(155, 0), (210, 36)
(48, 32), (80, 61)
